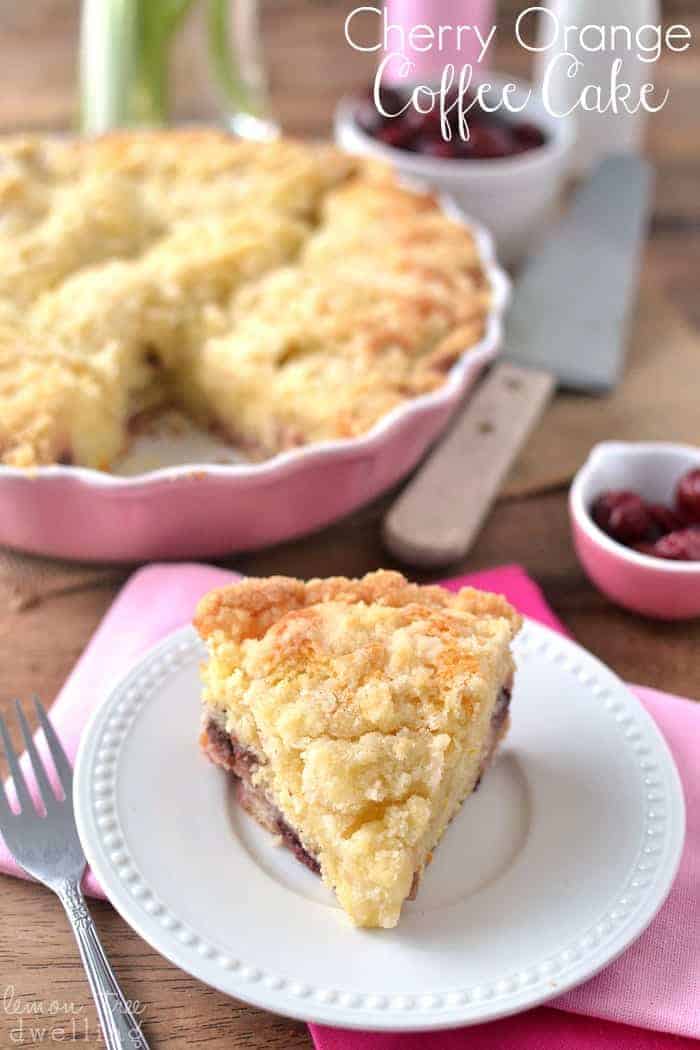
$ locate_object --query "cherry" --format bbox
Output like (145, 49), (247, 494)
(632, 541), (658, 557)
(462, 124), (514, 160)
(653, 528), (700, 562)
(676, 468), (700, 524)
(417, 106), (448, 138)
(609, 500), (656, 544)
(591, 484), (700, 561)
(357, 85), (416, 137)
(417, 137), (458, 159)
(647, 503), (684, 537)
(513, 121), (547, 151)
(375, 119), (419, 150)
(592, 491), (645, 534)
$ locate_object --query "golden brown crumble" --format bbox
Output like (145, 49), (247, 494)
(196, 571), (520, 928)
(0, 131), (492, 469)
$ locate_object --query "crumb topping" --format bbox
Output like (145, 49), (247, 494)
(0, 131), (491, 469)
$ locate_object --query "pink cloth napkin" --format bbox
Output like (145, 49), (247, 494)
(1, 563), (697, 1047)
(312, 1012), (697, 1050)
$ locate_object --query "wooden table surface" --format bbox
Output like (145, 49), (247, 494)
(1, 4), (698, 1047)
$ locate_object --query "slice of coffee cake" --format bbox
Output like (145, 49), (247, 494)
(195, 570), (520, 928)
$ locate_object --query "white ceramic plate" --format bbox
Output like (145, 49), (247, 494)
(0, 210), (508, 563)
(74, 620), (685, 1032)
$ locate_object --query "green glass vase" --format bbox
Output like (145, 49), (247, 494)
(79, 0), (277, 138)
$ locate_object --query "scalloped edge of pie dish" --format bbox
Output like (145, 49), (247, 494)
(0, 206), (509, 560)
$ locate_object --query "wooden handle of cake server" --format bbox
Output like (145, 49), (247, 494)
(382, 363), (556, 568)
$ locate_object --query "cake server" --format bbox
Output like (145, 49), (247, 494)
(383, 154), (653, 568)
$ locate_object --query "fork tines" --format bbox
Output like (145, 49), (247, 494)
(0, 697), (71, 817)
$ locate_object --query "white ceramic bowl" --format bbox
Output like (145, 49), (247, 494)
(570, 442), (700, 621)
(0, 218), (509, 564)
(335, 76), (574, 265)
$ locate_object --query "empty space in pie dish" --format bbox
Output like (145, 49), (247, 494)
(113, 412), (247, 475)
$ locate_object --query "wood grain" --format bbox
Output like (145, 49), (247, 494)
(0, 4), (699, 1048)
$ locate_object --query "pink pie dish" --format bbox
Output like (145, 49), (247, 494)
(0, 213), (509, 564)
(569, 442), (700, 621)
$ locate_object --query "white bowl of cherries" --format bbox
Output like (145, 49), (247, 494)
(335, 75), (574, 264)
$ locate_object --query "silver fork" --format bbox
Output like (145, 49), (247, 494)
(0, 698), (150, 1049)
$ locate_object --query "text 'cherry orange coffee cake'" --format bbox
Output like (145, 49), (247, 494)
(195, 571), (521, 928)
(0, 131), (491, 470)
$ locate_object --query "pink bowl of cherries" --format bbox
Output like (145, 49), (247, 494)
(570, 442), (700, 621)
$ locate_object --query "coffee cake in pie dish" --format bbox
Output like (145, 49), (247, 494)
(0, 130), (495, 469)
(0, 130), (508, 560)
(195, 570), (521, 929)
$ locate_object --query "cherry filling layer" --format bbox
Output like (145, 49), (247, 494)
(201, 722), (321, 875)
(491, 684), (512, 731)
(201, 686), (512, 880)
